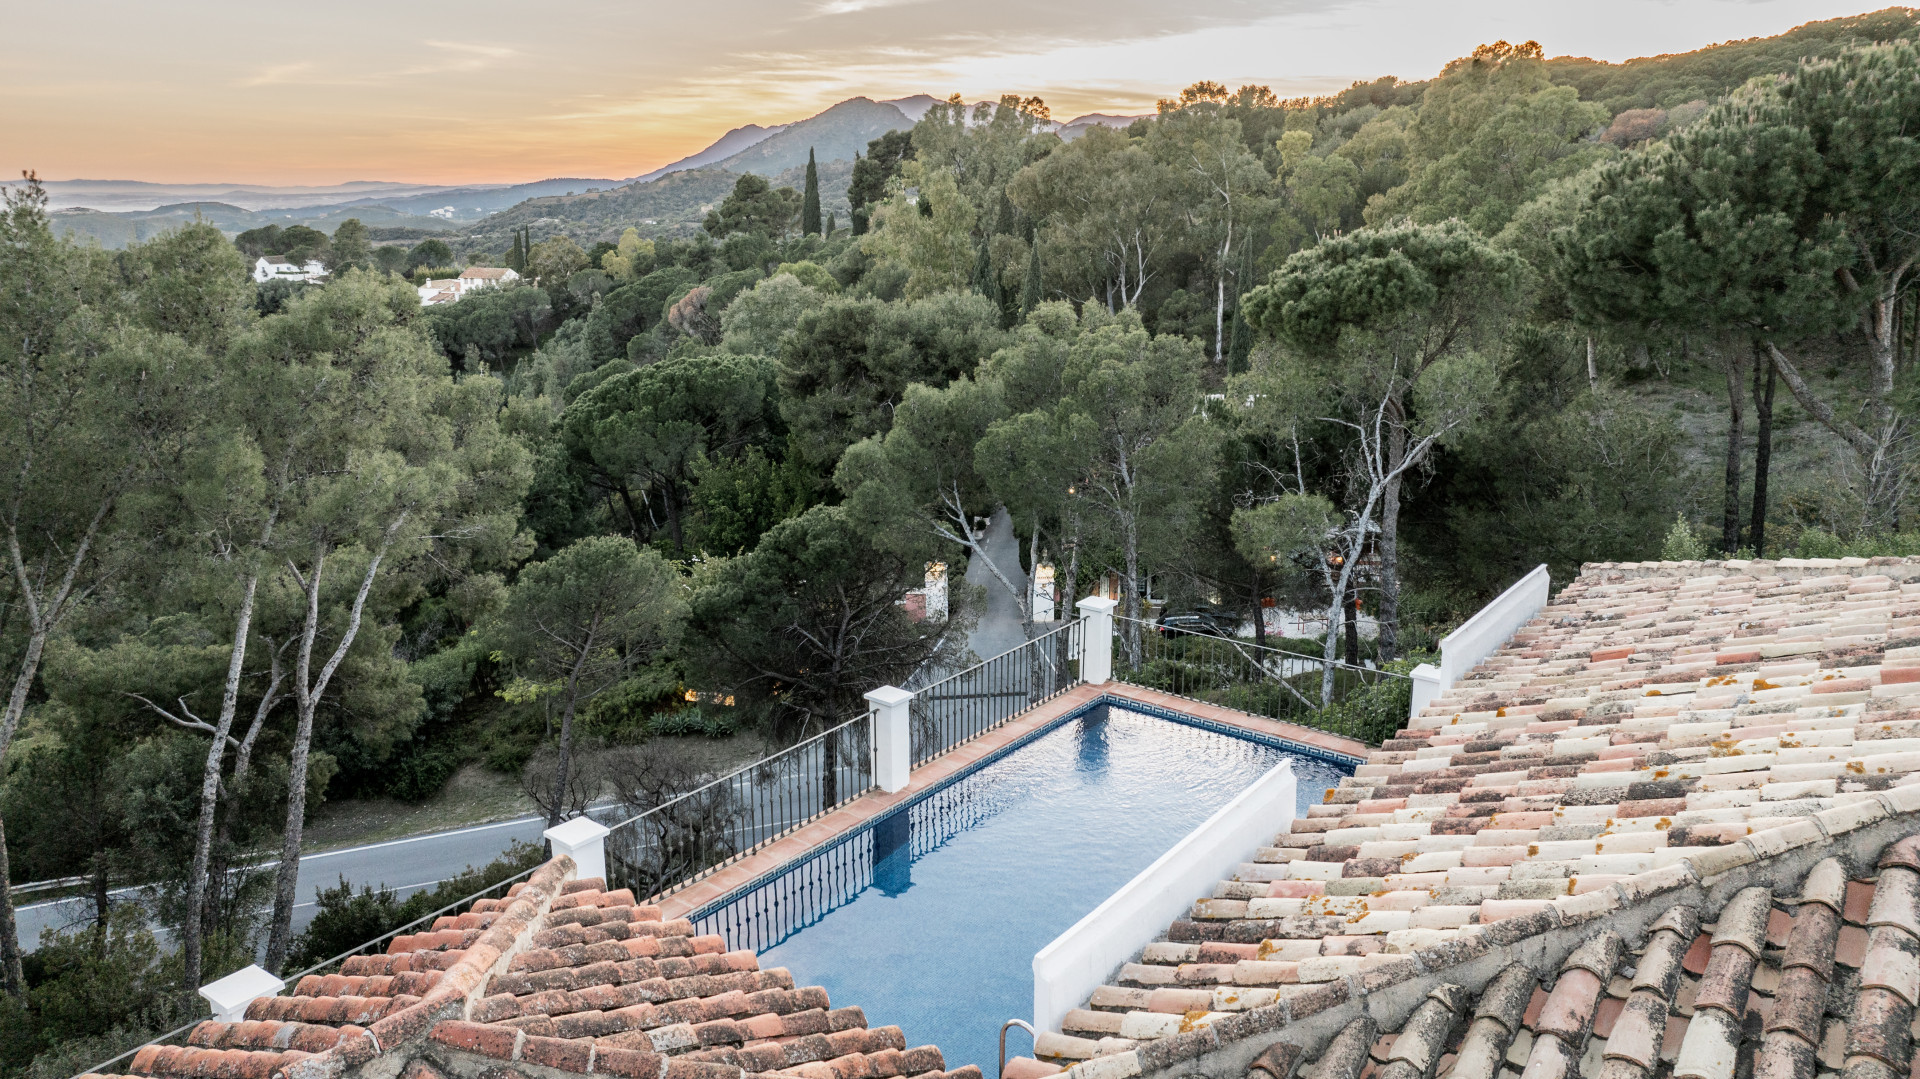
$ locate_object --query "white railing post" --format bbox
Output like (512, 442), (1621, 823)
(200, 964), (284, 1023)
(1409, 663), (1444, 722)
(1076, 597), (1117, 684)
(545, 816), (611, 881)
(866, 685), (913, 794)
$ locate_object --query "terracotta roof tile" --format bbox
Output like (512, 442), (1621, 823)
(110, 858), (952, 1079)
(1037, 559), (1920, 1079)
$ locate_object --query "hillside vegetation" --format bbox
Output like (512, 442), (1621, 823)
(454, 159), (854, 253)
(3, 12), (1920, 1077)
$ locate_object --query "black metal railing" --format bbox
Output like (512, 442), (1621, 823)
(1112, 616), (1411, 746)
(691, 752), (1027, 953)
(908, 619), (1084, 766)
(598, 713), (875, 903)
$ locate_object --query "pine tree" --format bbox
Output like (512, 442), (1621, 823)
(801, 148), (822, 236)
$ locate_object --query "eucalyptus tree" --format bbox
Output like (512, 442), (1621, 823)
(910, 93), (1056, 224)
(974, 304), (1092, 600)
(977, 307), (1216, 661)
(1147, 105), (1272, 362)
(1007, 127), (1179, 311)
(1241, 221), (1522, 662)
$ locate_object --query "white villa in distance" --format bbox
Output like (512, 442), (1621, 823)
(418, 265), (519, 307)
(251, 254), (326, 284)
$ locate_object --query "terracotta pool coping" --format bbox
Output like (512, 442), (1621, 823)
(656, 681), (1369, 920)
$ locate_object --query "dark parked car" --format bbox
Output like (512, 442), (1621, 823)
(1155, 610), (1239, 638)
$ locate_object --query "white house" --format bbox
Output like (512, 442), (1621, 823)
(418, 266), (520, 307)
(417, 279), (463, 307)
(458, 266), (519, 291)
(252, 255), (326, 284)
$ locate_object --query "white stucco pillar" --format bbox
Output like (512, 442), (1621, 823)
(866, 685), (913, 793)
(545, 816), (610, 882)
(200, 964), (284, 1023)
(1077, 597), (1117, 685)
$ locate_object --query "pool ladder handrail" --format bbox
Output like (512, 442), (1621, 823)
(999, 1019), (1036, 1079)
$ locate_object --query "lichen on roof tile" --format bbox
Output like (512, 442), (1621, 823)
(1044, 558), (1920, 1079)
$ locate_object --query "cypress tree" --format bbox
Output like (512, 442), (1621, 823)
(825, 212), (836, 238)
(1227, 241), (1255, 372)
(801, 148), (822, 236)
(1020, 235), (1043, 318)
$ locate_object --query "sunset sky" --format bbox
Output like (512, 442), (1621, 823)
(1, 0), (1891, 186)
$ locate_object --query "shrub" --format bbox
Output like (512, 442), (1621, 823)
(647, 708), (738, 739)
(1659, 513), (1710, 561)
(283, 841), (546, 974)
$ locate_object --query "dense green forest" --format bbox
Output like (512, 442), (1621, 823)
(3, 8), (1920, 1075)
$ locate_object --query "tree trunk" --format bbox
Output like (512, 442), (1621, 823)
(1251, 569), (1267, 649)
(1028, 520), (1041, 630)
(616, 485), (644, 541)
(183, 570), (260, 991)
(1586, 336), (1597, 389)
(1378, 414), (1405, 664)
(1214, 271), (1226, 365)
(1722, 347), (1745, 554)
(1750, 345), (1775, 554)
(91, 861), (110, 931)
(548, 647), (589, 830)
(1343, 586), (1360, 668)
(1122, 517), (1142, 669)
(0, 629), (48, 996)
(1317, 560), (1355, 707)
(662, 484), (685, 551)
(820, 723), (839, 813)
(263, 528), (398, 972)
(0, 817), (20, 995)
(265, 686), (318, 972)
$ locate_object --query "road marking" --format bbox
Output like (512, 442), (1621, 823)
(303, 816), (544, 862)
(16, 818), (545, 913)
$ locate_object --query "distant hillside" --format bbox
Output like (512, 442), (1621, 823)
(49, 200), (455, 248)
(349, 177), (626, 220)
(450, 159), (855, 256)
(882, 95), (940, 122)
(631, 124), (786, 183)
(1543, 7), (1920, 111)
(6, 178), (476, 213)
(710, 97), (913, 175)
(1059, 112), (1151, 140)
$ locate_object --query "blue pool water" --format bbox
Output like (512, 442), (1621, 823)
(691, 704), (1352, 1071)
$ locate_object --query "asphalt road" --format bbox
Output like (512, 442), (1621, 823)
(966, 508), (1031, 664)
(14, 815), (547, 952)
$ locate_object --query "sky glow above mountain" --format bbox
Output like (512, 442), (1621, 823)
(0, 0), (1889, 185)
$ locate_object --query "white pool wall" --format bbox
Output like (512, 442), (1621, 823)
(1031, 758), (1299, 1035)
